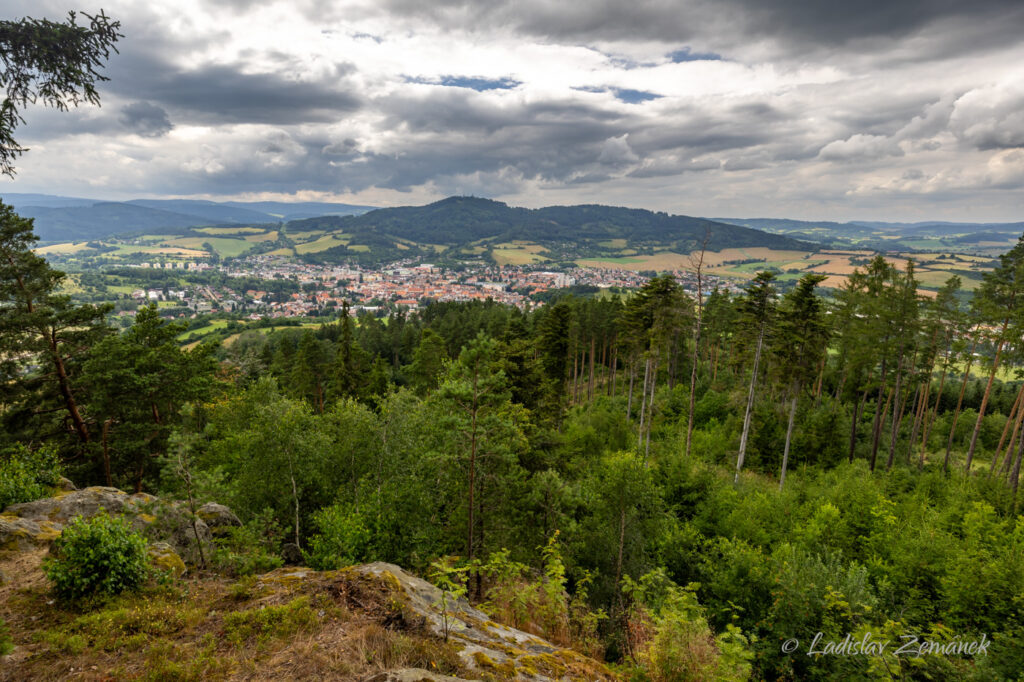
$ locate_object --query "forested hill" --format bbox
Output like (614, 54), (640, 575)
(287, 196), (810, 252)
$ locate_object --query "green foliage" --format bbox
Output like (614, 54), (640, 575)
(304, 503), (372, 570)
(0, 444), (62, 509)
(43, 512), (150, 601)
(428, 556), (469, 642)
(211, 512), (285, 577)
(0, 10), (122, 176)
(223, 596), (318, 647)
(623, 570), (753, 682)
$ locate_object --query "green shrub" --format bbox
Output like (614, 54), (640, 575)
(303, 503), (371, 570)
(43, 512), (150, 601)
(0, 444), (62, 510)
(212, 512), (284, 577)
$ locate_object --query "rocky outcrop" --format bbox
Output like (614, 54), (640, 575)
(262, 563), (615, 682)
(1, 485), (238, 572)
(196, 502), (241, 535)
(362, 670), (473, 682)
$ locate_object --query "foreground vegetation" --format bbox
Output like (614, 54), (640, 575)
(5, 196), (1024, 678)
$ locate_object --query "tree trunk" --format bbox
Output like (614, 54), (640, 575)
(101, 418), (113, 486)
(868, 358), (889, 470)
(965, 326), (1008, 473)
(50, 341), (90, 444)
(885, 357), (907, 470)
(626, 360), (635, 418)
(589, 337), (596, 401)
(922, 355), (951, 456)
(945, 350), (975, 472)
(871, 384), (894, 472)
(735, 325), (765, 484)
(1009, 425), (1024, 506)
(687, 240), (706, 458)
(849, 388), (867, 463)
(610, 347), (617, 397)
(909, 382), (928, 467)
(989, 381), (1024, 476)
(638, 356), (651, 450)
(813, 355), (826, 407)
(645, 359), (657, 460)
(779, 392), (798, 490)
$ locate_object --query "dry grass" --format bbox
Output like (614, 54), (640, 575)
(0, 553), (469, 682)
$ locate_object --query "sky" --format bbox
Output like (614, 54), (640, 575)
(3, 0), (1024, 222)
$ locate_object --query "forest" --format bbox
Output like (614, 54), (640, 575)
(4, 195), (1024, 680)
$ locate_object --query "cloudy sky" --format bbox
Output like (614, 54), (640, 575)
(4, 0), (1024, 221)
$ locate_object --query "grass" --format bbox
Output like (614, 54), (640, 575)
(1, 550), (470, 682)
(177, 320), (230, 341)
(161, 237), (253, 258)
(294, 235), (349, 254)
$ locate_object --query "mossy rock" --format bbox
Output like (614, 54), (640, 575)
(0, 516), (61, 552)
(148, 542), (186, 578)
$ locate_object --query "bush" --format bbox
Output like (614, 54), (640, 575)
(303, 504), (371, 570)
(212, 512), (284, 577)
(0, 444), (62, 510)
(43, 512), (150, 601)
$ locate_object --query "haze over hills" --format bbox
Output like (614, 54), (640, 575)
(0, 193), (374, 242)
(716, 217), (1024, 253)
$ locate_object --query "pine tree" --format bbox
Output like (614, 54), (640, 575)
(0, 202), (110, 446)
(772, 274), (829, 489)
(734, 271), (776, 483)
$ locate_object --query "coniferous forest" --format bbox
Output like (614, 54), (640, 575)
(4, 6), (1024, 682)
(4, 196), (1024, 678)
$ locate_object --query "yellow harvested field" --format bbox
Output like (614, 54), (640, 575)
(244, 230), (278, 242)
(35, 242), (91, 255)
(142, 247), (208, 256)
(195, 226), (264, 235)
(285, 230), (326, 240)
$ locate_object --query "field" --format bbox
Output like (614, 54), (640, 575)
(35, 242), (92, 255)
(491, 241), (549, 266)
(194, 226), (265, 235)
(162, 237), (254, 258)
(578, 247), (988, 293)
(294, 235), (349, 254)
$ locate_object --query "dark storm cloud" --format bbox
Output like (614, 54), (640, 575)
(118, 102), (173, 137)
(375, 0), (1024, 54)
(124, 63), (362, 125)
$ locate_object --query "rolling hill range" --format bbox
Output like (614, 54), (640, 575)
(716, 217), (1024, 253)
(24, 195), (1002, 293)
(0, 193), (374, 242)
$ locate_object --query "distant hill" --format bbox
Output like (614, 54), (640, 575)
(292, 196), (808, 254)
(0, 193), (374, 242)
(716, 216), (1024, 252)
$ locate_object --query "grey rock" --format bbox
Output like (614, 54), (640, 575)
(353, 562), (613, 681)
(361, 670), (472, 682)
(0, 515), (61, 552)
(5, 486), (131, 523)
(196, 502), (242, 534)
